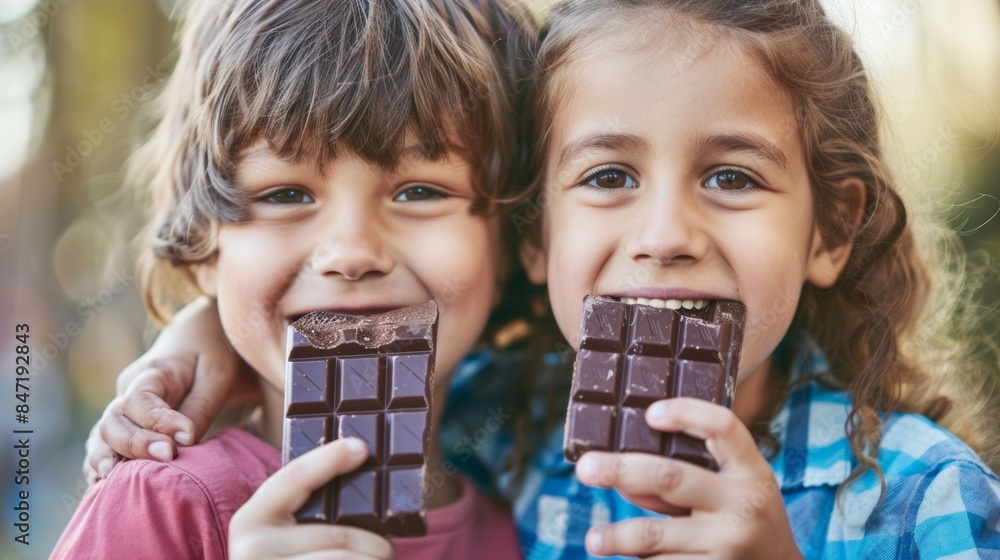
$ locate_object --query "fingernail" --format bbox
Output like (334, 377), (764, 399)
(647, 401), (668, 419)
(98, 458), (114, 478)
(345, 438), (367, 455)
(576, 456), (598, 481)
(148, 441), (172, 461)
(586, 528), (603, 553)
(175, 432), (192, 445)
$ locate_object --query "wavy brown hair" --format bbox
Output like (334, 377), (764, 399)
(509, 0), (1000, 496)
(130, 0), (539, 326)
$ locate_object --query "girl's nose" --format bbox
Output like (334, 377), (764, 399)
(309, 211), (395, 281)
(624, 187), (708, 266)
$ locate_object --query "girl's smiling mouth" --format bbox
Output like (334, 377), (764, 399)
(615, 297), (710, 310)
(603, 290), (736, 311)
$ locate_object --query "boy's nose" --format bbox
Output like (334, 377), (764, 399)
(309, 215), (394, 281)
(624, 189), (708, 266)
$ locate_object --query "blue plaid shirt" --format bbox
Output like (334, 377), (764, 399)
(441, 336), (1000, 559)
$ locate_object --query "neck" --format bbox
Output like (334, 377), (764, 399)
(255, 370), (461, 510)
(732, 355), (779, 431)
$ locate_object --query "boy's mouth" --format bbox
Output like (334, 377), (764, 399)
(288, 304), (421, 324)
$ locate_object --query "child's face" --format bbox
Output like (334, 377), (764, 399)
(523, 24), (850, 385)
(196, 141), (499, 407)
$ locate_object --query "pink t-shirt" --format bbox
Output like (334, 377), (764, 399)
(51, 427), (519, 559)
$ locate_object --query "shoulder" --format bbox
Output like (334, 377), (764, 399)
(879, 413), (1000, 555)
(110, 427), (277, 506)
(880, 413), (986, 469)
(878, 412), (999, 503)
(51, 428), (278, 560)
(166, 426), (280, 493)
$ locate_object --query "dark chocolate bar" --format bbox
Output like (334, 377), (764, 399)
(283, 301), (437, 536)
(564, 296), (745, 469)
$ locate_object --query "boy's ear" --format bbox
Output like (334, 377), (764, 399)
(518, 236), (548, 286)
(806, 178), (867, 288)
(191, 259), (219, 297)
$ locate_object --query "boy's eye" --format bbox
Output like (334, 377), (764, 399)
(704, 169), (759, 191)
(262, 188), (314, 204)
(394, 185), (446, 202)
(583, 168), (637, 190)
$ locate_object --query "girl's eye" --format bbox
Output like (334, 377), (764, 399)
(583, 168), (637, 190)
(704, 169), (759, 191)
(262, 188), (314, 204)
(394, 185), (446, 202)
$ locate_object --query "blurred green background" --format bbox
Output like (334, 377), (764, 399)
(0, 0), (998, 558)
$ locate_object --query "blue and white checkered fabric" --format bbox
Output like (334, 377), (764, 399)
(442, 337), (1000, 559)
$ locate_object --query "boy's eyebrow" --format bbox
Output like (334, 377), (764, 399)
(695, 132), (791, 174)
(557, 133), (648, 169)
(238, 145), (276, 164)
(233, 146), (292, 180)
(397, 142), (473, 165)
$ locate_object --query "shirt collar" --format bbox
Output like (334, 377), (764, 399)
(767, 333), (855, 490)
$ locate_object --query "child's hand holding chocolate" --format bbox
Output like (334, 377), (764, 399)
(576, 399), (800, 559)
(229, 437), (395, 560)
(563, 297), (798, 557)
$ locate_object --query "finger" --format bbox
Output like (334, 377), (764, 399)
(283, 551), (393, 560)
(115, 362), (147, 397)
(121, 379), (198, 446)
(646, 398), (758, 469)
(174, 355), (239, 443)
(116, 355), (196, 397)
(614, 493), (691, 517)
(232, 525), (393, 559)
(234, 438), (369, 528)
(83, 437), (119, 484)
(99, 406), (176, 461)
(124, 358), (198, 405)
(586, 517), (710, 557)
(273, 525), (393, 558)
(83, 420), (120, 483)
(576, 452), (730, 511)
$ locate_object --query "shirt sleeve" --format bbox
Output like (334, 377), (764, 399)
(50, 459), (227, 560)
(911, 460), (1000, 557)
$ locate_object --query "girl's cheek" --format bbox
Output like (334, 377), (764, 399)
(741, 276), (802, 370)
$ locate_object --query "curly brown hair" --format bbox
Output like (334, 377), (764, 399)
(508, 0), (1000, 497)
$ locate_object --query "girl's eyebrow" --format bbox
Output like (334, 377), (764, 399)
(557, 133), (648, 170)
(694, 132), (791, 174)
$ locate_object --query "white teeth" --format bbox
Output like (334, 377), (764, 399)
(617, 297), (711, 310)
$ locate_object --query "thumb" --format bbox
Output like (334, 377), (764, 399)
(235, 438), (369, 527)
